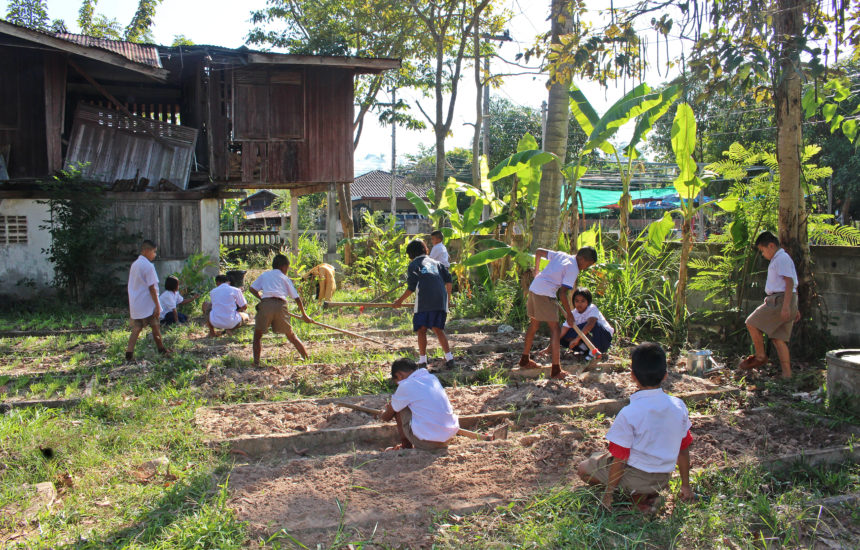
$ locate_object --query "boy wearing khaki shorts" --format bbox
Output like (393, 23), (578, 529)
(578, 343), (694, 513)
(739, 231), (800, 378)
(518, 247), (596, 379)
(249, 254), (311, 366)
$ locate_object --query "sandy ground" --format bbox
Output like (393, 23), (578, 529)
(195, 372), (720, 439)
(226, 409), (854, 548)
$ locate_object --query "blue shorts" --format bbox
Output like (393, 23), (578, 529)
(413, 310), (447, 332)
(561, 322), (612, 353)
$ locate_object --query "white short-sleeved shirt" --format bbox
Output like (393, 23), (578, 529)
(605, 388), (692, 473)
(391, 368), (459, 442)
(765, 248), (798, 294)
(208, 283), (248, 329)
(128, 255), (159, 319)
(528, 250), (580, 297)
(429, 242), (450, 268)
(250, 269), (299, 300)
(562, 303), (614, 335)
(158, 290), (184, 320)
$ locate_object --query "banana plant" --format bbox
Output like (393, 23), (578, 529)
(568, 82), (681, 254)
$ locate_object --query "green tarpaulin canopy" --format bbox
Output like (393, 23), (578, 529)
(573, 186), (678, 215)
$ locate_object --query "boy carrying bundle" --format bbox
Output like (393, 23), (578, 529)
(577, 342), (694, 513)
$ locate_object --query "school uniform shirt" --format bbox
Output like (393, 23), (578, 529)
(158, 290), (184, 320)
(250, 269), (299, 300)
(128, 255), (159, 319)
(562, 304), (615, 335)
(391, 368), (459, 442)
(765, 248), (798, 294)
(528, 250), (579, 298)
(429, 242), (450, 268)
(605, 388), (693, 473)
(406, 255), (452, 313)
(208, 282), (248, 329)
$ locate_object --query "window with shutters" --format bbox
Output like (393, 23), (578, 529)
(233, 69), (304, 140)
(0, 216), (27, 244)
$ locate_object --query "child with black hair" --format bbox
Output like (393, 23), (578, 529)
(428, 230), (450, 268)
(203, 274), (250, 337)
(539, 288), (614, 359)
(577, 342), (694, 513)
(249, 254), (312, 366)
(158, 275), (197, 327)
(393, 239), (455, 368)
(739, 231), (800, 378)
(378, 357), (459, 451)
(126, 240), (170, 361)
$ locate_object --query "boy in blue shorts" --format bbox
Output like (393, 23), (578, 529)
(577, 342), (694, 513)
(393, 239), (455, 369)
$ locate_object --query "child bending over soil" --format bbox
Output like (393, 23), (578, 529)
(519, 247), (597, 379)
(378, 358), (459, 450)
(203, 274), (250, 337)
(393, 239), (455, 369)
(125, 240), (170, 361)
(249, 254), (311, 366)
(159, 275), (197, 327)
(539, 287), (613, 359)
(577, 342), (694, 513)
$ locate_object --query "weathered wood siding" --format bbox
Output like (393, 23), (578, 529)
(65, 103), (198, 188)
(0, 47), (48, 179)
(111, 199), (202, 260)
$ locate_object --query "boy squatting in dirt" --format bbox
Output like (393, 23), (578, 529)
(519, 246), (597, 379)
(577, 342), (694, 513)
(377, 358), (460, 451)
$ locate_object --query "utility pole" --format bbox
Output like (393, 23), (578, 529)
(390, 87), (397, 218)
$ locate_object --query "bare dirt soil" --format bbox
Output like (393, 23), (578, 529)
(195, 372), (720, 439)
(226, 409), (854, 548)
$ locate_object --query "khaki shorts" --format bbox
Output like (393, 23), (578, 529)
(255, 298), (294, 335)
(746, 292), (798, 342)
(527, 292), (559, 323)
(130, 313), (159, 331)
(399, 407), (450, 450)
(580, 451), (671, 495)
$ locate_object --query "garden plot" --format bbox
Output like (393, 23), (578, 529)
(224, 408), (856, 548)
(195, 372), (724, 440)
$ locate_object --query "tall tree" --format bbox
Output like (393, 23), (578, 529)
(124, 0), (161, 43)
(531, 0), (572, 251)
(410, 0), (503, 205)
(6, 0), (50, 30)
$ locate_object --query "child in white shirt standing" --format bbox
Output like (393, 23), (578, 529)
(159, 275), (196, 327)
(739, 231), (800, 378)
(125, 240), (170, 361)
(249, 254), (312, 366)
(428, 230), (450, 268)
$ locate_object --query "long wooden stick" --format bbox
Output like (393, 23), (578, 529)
(334, 401), (490, 441)
(286, 312), (391, 347)
(556, 303), (602, 358)
(323, 301), (414, 309)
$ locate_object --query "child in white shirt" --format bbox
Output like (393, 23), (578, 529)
(203, 274), (250, 336)
(159, 276), (196, 327)
(378, 358), (459, 451)
(428, 230), (450, 268)
(125, 240), (170, 361)
(540, 287), (613, 359)
(578, 343), (694, 513)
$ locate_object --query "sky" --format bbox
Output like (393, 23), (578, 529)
(3, 0), (686, 175)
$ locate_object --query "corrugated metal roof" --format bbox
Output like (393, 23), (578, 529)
(55, 32), (162, 68)
(352, 170), (431, 200)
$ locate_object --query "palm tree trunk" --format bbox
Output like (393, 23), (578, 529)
(531, 0), (572, 251)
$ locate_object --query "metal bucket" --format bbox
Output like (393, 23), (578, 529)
(826, 349), (860, 415)
(686, 350), (712, 377)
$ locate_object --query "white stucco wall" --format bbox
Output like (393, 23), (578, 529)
(0, 199), (55, 298)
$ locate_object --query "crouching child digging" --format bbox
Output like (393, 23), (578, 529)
(577, 343), (694, 513)
(378, 358), (459, 451)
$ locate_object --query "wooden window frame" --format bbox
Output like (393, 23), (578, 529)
(232, 68), (305, 141)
